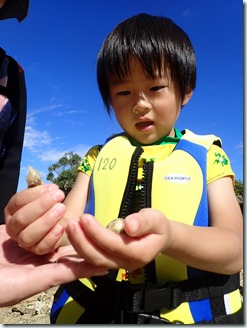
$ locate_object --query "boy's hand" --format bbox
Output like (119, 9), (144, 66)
(65, 208), (171, 271)
(4, 184), (66, 255)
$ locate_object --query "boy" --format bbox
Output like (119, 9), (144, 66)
(5, 13), (243, 324)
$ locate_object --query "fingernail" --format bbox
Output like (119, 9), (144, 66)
(80, 214), (93, 225)
(47, 184), (58, 191)
(65, 220), (77, 236)
(53, 224), (64, 237)
(128, 217), (139, 233)
(52, 203), (65, 215)
(52, 190), (64, 201)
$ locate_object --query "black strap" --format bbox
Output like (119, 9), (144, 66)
(53, 273), (241, 324)
(0, 85), (8, 97)
(65, 274), (240, 315)
(64, 278), (124, 324)
(198, 306), (243, 325)
(124, 273), (240, 313)
(0, 47), (6, 63)
(0, 48), (8, 98)
(0, 0), (29, 22)
(0, 53), (26, 224)
(132, 306), (243, 324)
(207, 274), (228, 323)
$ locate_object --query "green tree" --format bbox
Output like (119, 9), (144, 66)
(234, 180), (243, 198)
(234, 180), (243, 213)
(47, 152), (82, 196)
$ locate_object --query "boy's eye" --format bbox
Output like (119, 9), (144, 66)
(116, 90), (131, 96)
(149, 86), (165, 91)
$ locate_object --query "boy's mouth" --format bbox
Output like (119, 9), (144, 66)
(135, 121), (154, 131)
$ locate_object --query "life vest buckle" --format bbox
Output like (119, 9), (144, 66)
(124, 283), (173, 313)
(144, 284), (173, 312)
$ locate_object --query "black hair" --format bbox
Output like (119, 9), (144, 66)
(97, 13), (196, 113)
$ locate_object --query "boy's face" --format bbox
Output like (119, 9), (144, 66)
(109, 57), (192, 145)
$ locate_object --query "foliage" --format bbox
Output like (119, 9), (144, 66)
(48, 152), (244, 207)
(234, 180), (243, 198)
(47, 152), (82, 196)
(234, 180), (243, 213)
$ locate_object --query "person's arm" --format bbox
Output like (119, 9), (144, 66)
(5, 172), (90, 254)
(162, 176), (243, 274)
(65, 176), (243, 275)
(0, 225), (107, 307)
(60, 171), (90, 245)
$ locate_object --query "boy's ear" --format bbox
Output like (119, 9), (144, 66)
(182, 90), (193, 106)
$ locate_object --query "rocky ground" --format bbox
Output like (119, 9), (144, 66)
(0, 287), (57, 324)
(0, 271), (243, 324)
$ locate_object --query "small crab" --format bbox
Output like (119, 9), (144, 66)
(106, 218), (125, 234)
(26, 166), (42, 188)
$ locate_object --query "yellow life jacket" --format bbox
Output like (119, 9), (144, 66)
(50, 130), (242, 324)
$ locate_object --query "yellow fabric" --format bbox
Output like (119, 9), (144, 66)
(55, 297), (85, 324)
(78, 132), (210, 320)
(79, 277), (97, 291)
(62, 130), (237, 324)
(160, 302), (194, 324)
(55, 278), (96, 323)
(79, 131), (234, 284)
(226, 289), (243, 314)
(79, 133), (234, 185)
(207, 144), (234, 183)
(93, 136), (135, 226)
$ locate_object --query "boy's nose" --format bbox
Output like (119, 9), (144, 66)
(132, 97), (151, 115)
(133, 106), (150, 115)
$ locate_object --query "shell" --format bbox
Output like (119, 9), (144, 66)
(106, 218), (125, 234)
(26, 166), (42, 187)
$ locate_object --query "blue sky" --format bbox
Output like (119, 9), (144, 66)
(0, 0), (244, 190)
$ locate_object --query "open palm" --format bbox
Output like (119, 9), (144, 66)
(0, 225), (107, 307)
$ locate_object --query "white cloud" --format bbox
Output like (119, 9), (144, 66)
(56, 109), (88, 117)
(23, 122), (64, 163)
(24, 125), (52, 150)
(181, 8), (198, 19)
(22, 100), (91, 169)
(27, 103), (64, 118)
(235, 142), (243, 155)
(37, 144), (91, 163)
(72, 144), (92, 157)
(24, 120), (91, 163)
(37, 149), (65, 162)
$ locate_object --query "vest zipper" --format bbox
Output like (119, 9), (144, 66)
(118, 147), (143, 219)
(140, 161), (154, 209)
(117, 147), (156, 283)
(140, 161), (157, 283)
(108, 147), (143, 281)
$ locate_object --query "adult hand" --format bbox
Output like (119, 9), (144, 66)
(4, 184), (66, 255)
(0, 225), (107, 306)
(65, 208), (171, 271)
